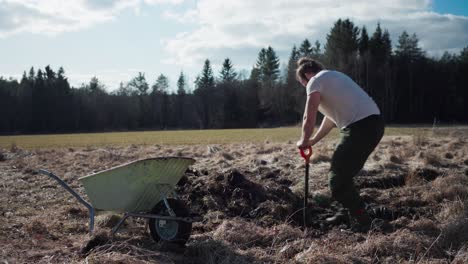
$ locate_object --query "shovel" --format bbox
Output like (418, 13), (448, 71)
(299, 146), (312, 228)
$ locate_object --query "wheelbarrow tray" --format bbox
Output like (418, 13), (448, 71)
(79, 157), (195, 213)
(38, 156), (196, 239)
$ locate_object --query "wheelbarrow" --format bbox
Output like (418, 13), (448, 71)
(38, 157), (196, 245)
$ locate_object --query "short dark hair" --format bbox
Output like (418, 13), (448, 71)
(296, 57), (325, 83)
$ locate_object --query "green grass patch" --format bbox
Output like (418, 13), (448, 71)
(0, 126), (464, 149)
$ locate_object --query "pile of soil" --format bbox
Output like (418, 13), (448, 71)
(177, 168), (343, 231)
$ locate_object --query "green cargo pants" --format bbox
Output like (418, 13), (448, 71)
(328, 114), (385, 215)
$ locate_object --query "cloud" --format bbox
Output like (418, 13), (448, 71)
(0, 0), (184, 37)
(162, 0), (468, 69)
(143, 0), (184, 4)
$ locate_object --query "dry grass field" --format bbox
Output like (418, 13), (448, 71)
(0, 126), (467, 263)
(0, 126), (444, 149)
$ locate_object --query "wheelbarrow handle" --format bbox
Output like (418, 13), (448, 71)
(37, 169), (95, 234)
(299, 146), (313, 162)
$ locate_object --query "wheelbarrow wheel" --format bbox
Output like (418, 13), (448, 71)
(148, 198), (192, 245)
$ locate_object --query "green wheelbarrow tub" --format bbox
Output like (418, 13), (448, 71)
(37, 157), (196, 244)
(79, 157), (195, 213)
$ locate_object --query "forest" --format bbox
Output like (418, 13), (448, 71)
(1, 18), (467, 134)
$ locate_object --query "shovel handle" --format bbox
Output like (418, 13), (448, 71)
(299, 147), (312, 162)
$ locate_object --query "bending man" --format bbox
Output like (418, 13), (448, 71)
(295, 57), (385, 231)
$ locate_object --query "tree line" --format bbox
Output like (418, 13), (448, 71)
(1, 18), (467, 134)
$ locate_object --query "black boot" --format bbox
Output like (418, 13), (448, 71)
(349, 208), (372, 233)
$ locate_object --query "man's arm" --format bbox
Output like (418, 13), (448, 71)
(297, 92), (320, 148)
(308, 116), (335, 146)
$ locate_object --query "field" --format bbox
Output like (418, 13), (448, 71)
(0, 126), (444, 149)
(1, 126), (468, 263)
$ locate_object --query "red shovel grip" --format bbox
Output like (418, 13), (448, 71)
(299, 146), (312, 162)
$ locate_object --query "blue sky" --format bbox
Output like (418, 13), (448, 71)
(433, 0), (468, 16)
(1, 0), (467, 92)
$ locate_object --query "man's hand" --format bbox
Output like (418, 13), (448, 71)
(297, 137), (319, 149)
(296, 139), (311, 149)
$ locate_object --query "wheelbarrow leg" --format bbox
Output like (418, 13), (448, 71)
(38, 169), (95, 234)
(111, 213), (130, 236)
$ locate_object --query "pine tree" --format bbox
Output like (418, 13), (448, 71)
(194, 59), (216, 128)
(254, 48), (267, 80)
(299, 39), (312, 57)
(28, 67), (35, 82)
(152, 74), (169, 94)
(195, 59), (215, 91)
(369, 23), (391, 64)
(359, 26), (369, 56)
(173, 71), (187, 127)
(395, 31), (423, 60)
(286, 45), (300, 85)
(255, 46), (280, 85)
(32, 69), (46, 131)
(128, 72), (149, 95)
(324, 18), (359, 73)
(44, 65), (56, 80)
(382, 30), (392, 58)
(311, 40), (322, 58)
(264, 46), (280, 83)
(220, 58), (237, 82)
(89, 77), (105, 94)
(177, 72), (186, 95)
(250, 67), (261, 82)
(284, 45), (303, 123)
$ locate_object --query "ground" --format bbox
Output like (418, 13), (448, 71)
(0, 127), (467, 263)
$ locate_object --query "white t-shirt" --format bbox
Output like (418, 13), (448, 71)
(306, 70), (380, 129)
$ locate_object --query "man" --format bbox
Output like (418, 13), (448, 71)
(295, 57), (385, 231)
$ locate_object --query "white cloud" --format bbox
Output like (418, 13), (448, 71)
(0, 0), (185, 37)
(1, 0), (467, 83)
(162, 9), (198, 23)
(143, 0), (184, 4)
(163, 0), (468, 69)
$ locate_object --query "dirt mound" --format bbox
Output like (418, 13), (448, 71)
(177, 168), (340, 229)
(178, 169), (301, 225)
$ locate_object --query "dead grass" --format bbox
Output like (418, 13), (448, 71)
(311, 153), (332, 163)
(452, 246), (468, 264)
(424, 152), (445, 167)
(184, 239), (255, 264)
(26, 219), (49, 235)
(212, 219), (302, 249)
(358, 229), (445, 261)
(447, 137), (466, 151)
(413, 133), (429, 147)
(423, 175), (468, 202)
(85, 237), (173, 263)
(405, 167), (440, 186)
(1, 129), (468, 263)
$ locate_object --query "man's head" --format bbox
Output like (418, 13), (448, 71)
(296, 57), (324, 87)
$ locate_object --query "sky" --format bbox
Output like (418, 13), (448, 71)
(0, 0), (467, 92)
